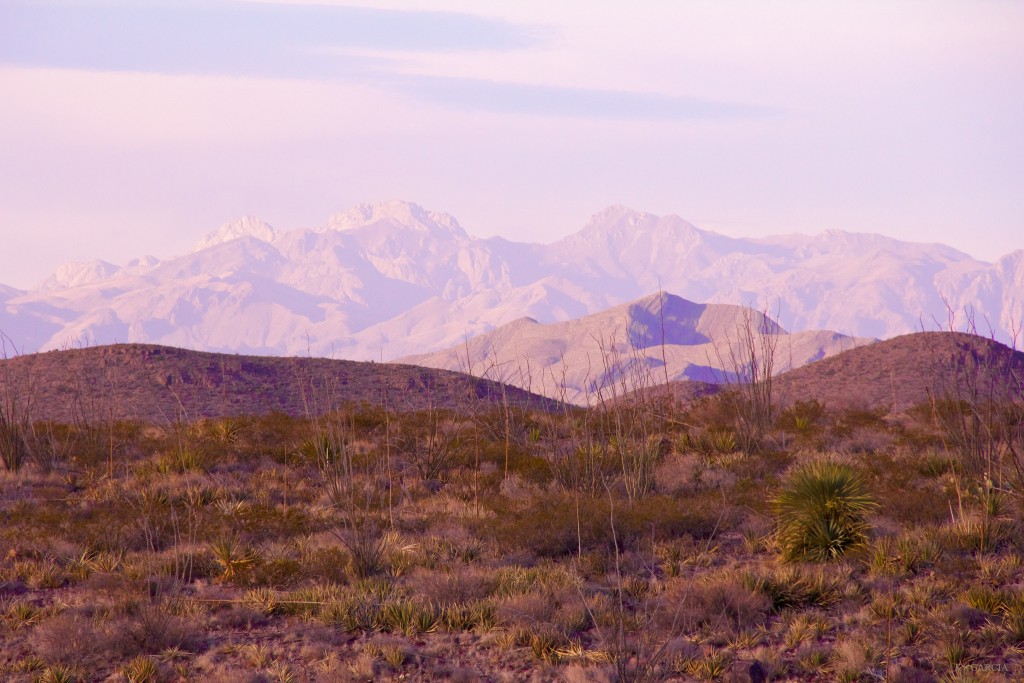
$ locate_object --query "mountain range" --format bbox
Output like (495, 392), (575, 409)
(1, 200), (1021, 363)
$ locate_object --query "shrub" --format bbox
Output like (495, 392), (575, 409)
(1002, 595), (1024, 644)
(654, 573), (771, 636)
(778, 399), (826, 431)
(37, 665), (83, 683)
(394, 411), (467, 482)
(773, 460), (876, 562)
(0, 417), (31, 471)
(29, 611), (131, 665)
(208, 537), (260, 583)
(477, 493), (721, 559)
(742, 565), (847, 612)
(122, 605), (202, 655)
(549, 443), (620, 496)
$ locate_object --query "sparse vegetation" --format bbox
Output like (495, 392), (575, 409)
(0, 332), (1022, 681)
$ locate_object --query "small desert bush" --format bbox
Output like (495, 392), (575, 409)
(36, 664), (85, 683)
(942, 483), (1017, 554)
(407, 565), (495, 604)
(1001, 595), (1024, 644)
(120, 655), (162, 683)
(830, 407), (889, 437)
(776, 399), (827, 439)
(477, 493), (721, 558)
(915, 449), (957, 478)
(867, 534), (940, 576)
(29, 610), (132, 665)
(393, 411), (469, 482)
(742, 565), (849, 612)
(492, 562), (581, 598)
(208, 537), (261, 584)
(549, 442), (621, 496)
(677, 428), (738, 459)
(653, 572), (771, 636)
(773, 459), (876, 562)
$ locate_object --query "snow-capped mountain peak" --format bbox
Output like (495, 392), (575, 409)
(37, 259), (120, 292)
(325, 200), (469, 239)
(191, 216), (278, 253)
(568, 205), (703, 245)
(0, 201), (1020, 361)
(587, 204), (655, 226)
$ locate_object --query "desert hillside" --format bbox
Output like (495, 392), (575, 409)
(771, 331), (1024, 411)
(0, 343), (559, 423)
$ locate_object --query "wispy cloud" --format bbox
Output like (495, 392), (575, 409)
(0, 1), (541, 77)
(391, 75), (774, 121)
(0, 1), (771, 121)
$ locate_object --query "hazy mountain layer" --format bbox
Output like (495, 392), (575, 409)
(1, 201), (1020, 359)
(399, 293), (874, 404)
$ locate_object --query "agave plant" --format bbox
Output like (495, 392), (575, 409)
(773, 460), (877, 562)
(208, 537), (259, 581)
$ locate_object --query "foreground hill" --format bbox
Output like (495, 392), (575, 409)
(0, 344), (558, 423)
(771, 331), (1024, 411)
(648, 331), (1024, 412)
(400, 293), (874, 405)
(2, 200), (1022, 358)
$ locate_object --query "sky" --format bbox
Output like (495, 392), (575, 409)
(1, 0), (1022, 289)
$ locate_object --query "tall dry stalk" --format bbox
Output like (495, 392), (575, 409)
(710, 303), (781, 452)
(927, 300), (1024, 498)
(0, 332), (35, 471)
(302, 369), (391, 578)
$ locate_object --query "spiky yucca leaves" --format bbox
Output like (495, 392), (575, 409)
(773, 460), (877, 562)
(121, 656), (160, 683)
(37, 665), (82, 683)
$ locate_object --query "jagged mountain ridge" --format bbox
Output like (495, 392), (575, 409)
(1, 200), (1021, 359)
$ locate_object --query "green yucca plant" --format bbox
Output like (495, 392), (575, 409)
(121, 656), (160, 683)
(208, 537), (259, 582)
(38, 665), (82, 683)
(686, 648), (733, 681)
(4, 600), (43, 630)
(743, 565), (845, 611)
(413, 602), (440, 634)
(382, 599), (418, 636)
(528, 628), (564, 664)
(469, 600), (501, 632)
(1001, 595), (1024, 644)
(440, 602), (477, 632)
(773, 460), (877, 562)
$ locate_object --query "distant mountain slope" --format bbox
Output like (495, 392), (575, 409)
(1, 200), (1021, 359)
(0, 344), (558, 423)
(399, 293), (874, 405)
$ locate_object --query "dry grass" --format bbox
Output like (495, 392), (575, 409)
(1, 334), (1023, 681)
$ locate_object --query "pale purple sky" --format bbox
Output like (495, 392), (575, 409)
(1, 0), (1022, 289)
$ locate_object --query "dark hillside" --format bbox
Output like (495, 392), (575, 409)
(0, 343), (559, 423)
(772, 331), (1024, 411)
(635, 331), (1024, 412)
